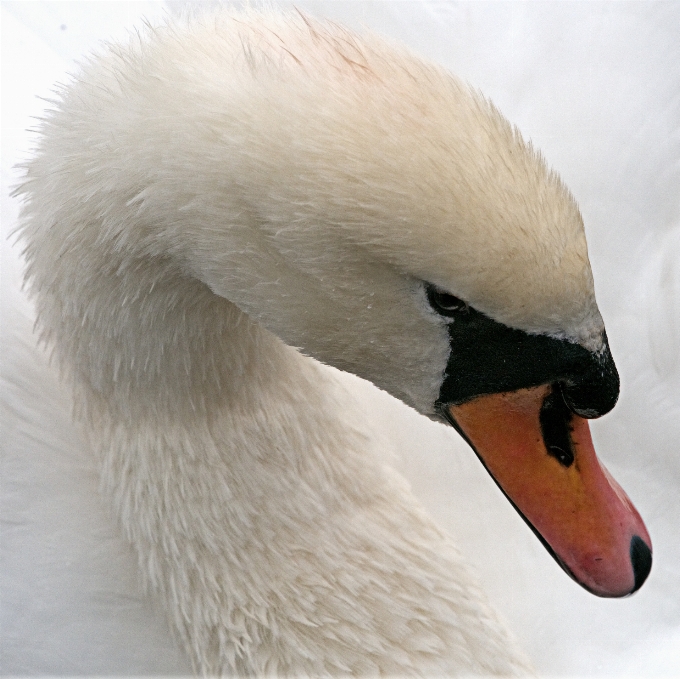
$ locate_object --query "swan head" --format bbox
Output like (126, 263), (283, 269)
(20, 13), (650, 598)
(182, 18), (650, 597)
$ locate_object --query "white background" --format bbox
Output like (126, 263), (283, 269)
(2, 1), (679, 675)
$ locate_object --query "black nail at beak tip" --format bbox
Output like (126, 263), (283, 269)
(630, 535), (652, 593)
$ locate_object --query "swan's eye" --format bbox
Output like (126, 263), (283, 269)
(426, 286), (468, 316)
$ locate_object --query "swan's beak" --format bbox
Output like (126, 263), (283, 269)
(446, 384), (652, 597)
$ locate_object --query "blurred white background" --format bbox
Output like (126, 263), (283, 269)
(2, 1), (678, 675)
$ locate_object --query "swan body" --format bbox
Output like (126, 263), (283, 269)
(16, 10), (650, 675)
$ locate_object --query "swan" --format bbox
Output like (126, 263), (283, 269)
(15, 10), (653, 675)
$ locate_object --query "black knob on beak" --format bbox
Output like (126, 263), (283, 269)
(562, 333), (619, 419)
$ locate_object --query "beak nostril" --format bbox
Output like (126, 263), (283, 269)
(630, 535), (652, 593)
(540, 385), (575, 467)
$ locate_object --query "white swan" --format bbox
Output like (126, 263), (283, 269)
(15, 10), (652, 676)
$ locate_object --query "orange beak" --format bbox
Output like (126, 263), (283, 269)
(448, 384), (652, 597)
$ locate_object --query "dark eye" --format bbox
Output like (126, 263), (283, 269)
(426, 285), (468, 316)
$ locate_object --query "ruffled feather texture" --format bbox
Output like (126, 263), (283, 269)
(2, 1), (679, 675)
